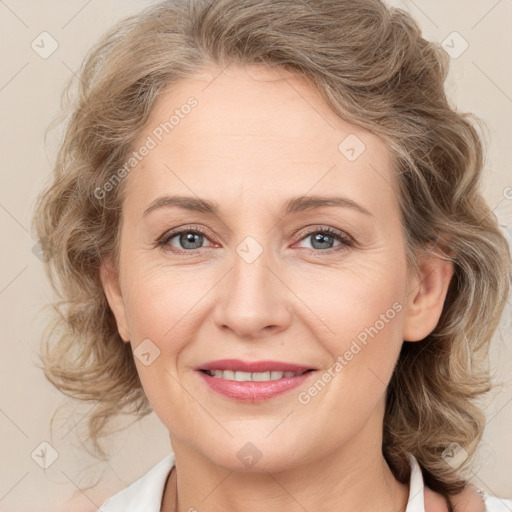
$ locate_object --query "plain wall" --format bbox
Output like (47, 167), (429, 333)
(0, 1), (511, 510)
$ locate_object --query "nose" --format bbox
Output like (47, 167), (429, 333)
(212, 245), (293, 340)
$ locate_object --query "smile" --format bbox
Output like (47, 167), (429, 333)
(196, 360), (317, 402)
(200, 369), (312, 381)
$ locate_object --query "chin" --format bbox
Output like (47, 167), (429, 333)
(203, 435), (314, 474)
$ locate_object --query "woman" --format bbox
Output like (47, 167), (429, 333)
(32, 0), (512, 511)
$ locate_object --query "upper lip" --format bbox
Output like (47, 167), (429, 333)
(197, 359), (316, 373)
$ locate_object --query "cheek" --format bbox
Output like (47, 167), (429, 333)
(122, 261), (214, 343)
(293, 254), (407, 393)
(295, 254), (406, 342)
(293, 270), (406, 433)
(120, 264), (209, 427)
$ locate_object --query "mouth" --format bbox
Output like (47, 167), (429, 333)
(195, 359), (317, 402)
(199, 368), (315, 381)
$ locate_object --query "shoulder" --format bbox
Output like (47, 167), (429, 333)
(424, 483), (512, 512)
(408, 453), (510, 512)
(451, 483), (512, 512)
(483, 494), (512, 512)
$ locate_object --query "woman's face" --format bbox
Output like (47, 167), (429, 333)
(101, 64), (449, 472)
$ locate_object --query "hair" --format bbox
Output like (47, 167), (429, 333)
(32, 0), (511, 504)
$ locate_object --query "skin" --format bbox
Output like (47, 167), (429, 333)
(160, 469), (487, 512)
(425, 485), (486, 512)
(100, 63), (458, 511)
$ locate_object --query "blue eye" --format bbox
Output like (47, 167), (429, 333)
(159, 227), (215, 253)
(157, 225), (353, 255)
(295, 227), (353, 252)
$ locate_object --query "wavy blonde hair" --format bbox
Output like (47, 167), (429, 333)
(32, 0), (511, 502)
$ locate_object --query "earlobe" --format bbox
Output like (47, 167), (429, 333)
(402, 251), (454, 342)
(99, 256), (130, 342)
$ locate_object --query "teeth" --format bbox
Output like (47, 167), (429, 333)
(235, 371), (252, 381)
(223, 370), (235, 380)
(252, 371), (271, 381)
(204, 370), (303, 381)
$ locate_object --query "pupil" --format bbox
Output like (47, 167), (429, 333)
(177, 231), (334, 250)
(312, 232), (333, 250)
(181, 232), (203, 249)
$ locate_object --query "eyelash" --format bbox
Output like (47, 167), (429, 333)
(156, 225), (354, 255)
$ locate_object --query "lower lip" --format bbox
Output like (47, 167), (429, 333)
(198, 371), (315, 403)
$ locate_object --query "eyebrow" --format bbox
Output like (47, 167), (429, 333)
(143, 194), (372, 217)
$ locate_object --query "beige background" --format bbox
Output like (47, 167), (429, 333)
(0, 0), (511, 510)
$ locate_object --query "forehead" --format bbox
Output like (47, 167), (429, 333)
(122, 64), (397, 218)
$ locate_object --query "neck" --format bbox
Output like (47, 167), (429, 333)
(162, 413), (409, 512)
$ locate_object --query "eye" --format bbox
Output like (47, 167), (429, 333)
(294, 227), (353, 252)
(158, 226), (216, 253)
(157, 225), (354, 255)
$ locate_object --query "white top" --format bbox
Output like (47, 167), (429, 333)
(98, 452), (512, 511)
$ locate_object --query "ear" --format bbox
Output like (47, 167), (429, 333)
(99, 256), (130, 342)
(402, 248), (454, 342)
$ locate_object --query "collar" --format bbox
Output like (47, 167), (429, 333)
(100, 451), (427, 511)
(406, 452), (426, 511)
